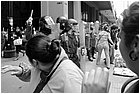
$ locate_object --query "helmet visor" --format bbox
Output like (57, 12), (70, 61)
(44, 16), (55, 26)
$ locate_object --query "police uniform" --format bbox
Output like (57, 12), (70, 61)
(60, 32), (80, 67)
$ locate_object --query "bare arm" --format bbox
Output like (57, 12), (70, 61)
(108, 33), (114, 45)
(1, 62), (32, 82)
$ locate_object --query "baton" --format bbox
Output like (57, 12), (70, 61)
(30, 10), (33, 17)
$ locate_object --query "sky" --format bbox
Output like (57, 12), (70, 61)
(113, 0), (135, 18)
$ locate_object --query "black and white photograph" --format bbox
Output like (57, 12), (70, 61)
(1, 0), (139, 93)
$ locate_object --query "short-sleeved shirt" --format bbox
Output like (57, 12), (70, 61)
(98, 31), (111, 45)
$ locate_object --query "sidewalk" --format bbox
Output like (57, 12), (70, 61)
(1, 48), (130, 93)
(84, 48), (130, 93)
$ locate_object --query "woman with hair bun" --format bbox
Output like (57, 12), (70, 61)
(2, 34), (84, 93)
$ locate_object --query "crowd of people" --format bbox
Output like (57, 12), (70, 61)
(1, 25), (38, 60)
(1, 1), (139, 93)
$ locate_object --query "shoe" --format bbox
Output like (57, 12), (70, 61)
(96, 63), (99, 65)
(14, 57), (19, 61)
(23, 52), (25, 56)
(110, 62), (114, 64)
(88, 57), (93, 61)
(92, 56), (96, 59)
(21, 50), (25, 56)
(106, 67), (110, 70)
(104, 60), (106, 65)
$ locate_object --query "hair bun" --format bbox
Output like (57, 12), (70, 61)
(50, 39), (60, 53)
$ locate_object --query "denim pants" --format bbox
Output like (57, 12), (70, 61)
(96, 43), (110, 68)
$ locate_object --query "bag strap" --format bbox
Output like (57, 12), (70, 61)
(121, 76), (139, 93)
(96, 32), (105, 46)
(33, 57), (68, 93)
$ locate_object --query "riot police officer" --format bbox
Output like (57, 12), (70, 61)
(56, 16), (67, 31)
(56, 16), (68, 39)
(25, 15), (55, 40)
(60, 18), (80, 68)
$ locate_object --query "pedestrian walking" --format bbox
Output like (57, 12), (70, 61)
(24, 17), (33, 41)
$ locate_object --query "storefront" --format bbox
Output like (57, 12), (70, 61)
(1, 1), (41, 29)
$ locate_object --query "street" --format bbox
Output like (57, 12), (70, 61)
(1, 1), (138, 93)
(1, 47), (130, 93)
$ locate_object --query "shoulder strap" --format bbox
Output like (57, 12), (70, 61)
(96, 32), (105, 46)
(121, 76), (139, 93)
(33, 57), (68, 93)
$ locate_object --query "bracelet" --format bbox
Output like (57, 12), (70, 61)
(17, 62), (30, 77)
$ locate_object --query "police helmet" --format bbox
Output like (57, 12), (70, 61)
(65, 19), (78, 31)
(56, 16), (68, 30)
(39, 16), (55, 35)
(56, 16), (67, 23)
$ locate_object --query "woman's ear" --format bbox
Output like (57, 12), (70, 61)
(50, 39), (60, 51)
(129, 34), (139, 61)
(32, 59), (38, 67)
(133, 34), (139, 53)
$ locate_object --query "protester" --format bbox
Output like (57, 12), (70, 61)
(13, 26), (25, 61)
(1, 31), (5, 57)
(82, 1), (139, 93)
(96, 23), (114, 69)
(1, 34), (84, 93)
(90, 22), (96, 59)
(94, 21), (100, 35)
(24, 17), (33, 41)
(109, 24), (119, 64)
(85, 23), (93, 61)
(60, 18), (80, 68)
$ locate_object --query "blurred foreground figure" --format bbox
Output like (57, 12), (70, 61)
(82, 1), (139, 93)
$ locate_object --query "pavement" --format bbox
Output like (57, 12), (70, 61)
(1, 47), (130, 93)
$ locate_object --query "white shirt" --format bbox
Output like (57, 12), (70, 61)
(23, 48), (84, 93)
(98, 31), (111, 45)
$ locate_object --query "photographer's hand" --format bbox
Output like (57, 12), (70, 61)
(82, 67), (110, 93)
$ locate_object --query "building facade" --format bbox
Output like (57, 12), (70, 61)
(1, 1), (116, 30)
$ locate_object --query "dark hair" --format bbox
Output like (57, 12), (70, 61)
(39, 27), (52, 35)
(25, 34), (61, 64)
(121, 2), (139, 47)
(101, 22), (109, 31)
(111, 24), (118, 30)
